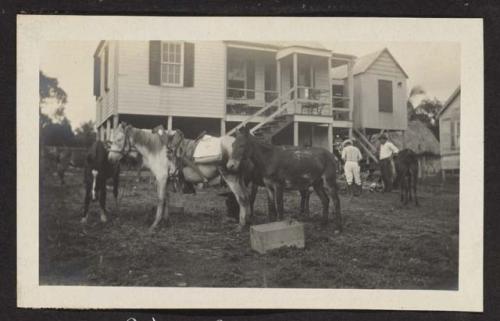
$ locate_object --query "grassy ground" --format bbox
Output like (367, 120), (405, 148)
(39, 167), (458, 289)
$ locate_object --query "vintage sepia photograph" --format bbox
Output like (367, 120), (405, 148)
(17, 16), (483, 310)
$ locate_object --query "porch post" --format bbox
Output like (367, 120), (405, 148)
(347, 60), (354, 123)
(113, 114), (119, 128)
(167, 116), (173, 131)
(328, 57), (333, 116)
(220, 118), (226, 136)
(328, 123), (333, 153)
(293, 53), (298, 114)
(99, 125), (105, 141)
(105, 119), (111, 141)
(276, 59), (281, 107)
(293, 121), (299, 146)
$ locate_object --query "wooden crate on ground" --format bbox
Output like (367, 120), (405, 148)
(250, 221), (305, 254)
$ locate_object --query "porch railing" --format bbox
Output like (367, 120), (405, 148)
(226, 88), (279, 116)
(332, 95), (351, 121)
(292, 86), (332, 116)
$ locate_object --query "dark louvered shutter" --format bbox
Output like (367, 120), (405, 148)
(183, 42), (195, 87)
(104, 46), (109, 91)
(93, 56), (101, 97)
(246, 60), (255, 99)
(149, 41), (162, 86)
(378, 79), (393, 112)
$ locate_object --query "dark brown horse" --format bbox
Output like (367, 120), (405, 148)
(226, 126), (342, 233)
(82, 140), (120, 224)
(394, 149), (419, 206)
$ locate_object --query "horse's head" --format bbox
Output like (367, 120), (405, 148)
(108, 122), (131, 163)
(226, 125), (253, 172)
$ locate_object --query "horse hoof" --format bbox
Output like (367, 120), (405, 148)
(100, 215), (108, 223)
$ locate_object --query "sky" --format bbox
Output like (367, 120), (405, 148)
(40, 41), (460, 128)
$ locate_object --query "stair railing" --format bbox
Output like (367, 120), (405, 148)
(227, 87), (295, 136)
(353, 128), (379, 163)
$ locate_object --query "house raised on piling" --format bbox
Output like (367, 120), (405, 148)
(93, 41), (407, 154)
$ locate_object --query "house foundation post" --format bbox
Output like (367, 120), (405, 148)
(220, 119), (226, 136)
(167, 116), (173, 131)
(328, 123), (333, 153)
(293, 121), (299, 146)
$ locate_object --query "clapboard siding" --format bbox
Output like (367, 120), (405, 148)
(95, 41), (118, 126)
(117, 41), (226, 118)
(314, 60), (330, 90)
(358, 73), (407, 130)
(439, 92), (460, 170)
(365, 52), (406, 78)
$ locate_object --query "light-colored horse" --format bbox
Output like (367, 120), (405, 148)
(108, 123), (177, 231)
(108, 123), (251, 231)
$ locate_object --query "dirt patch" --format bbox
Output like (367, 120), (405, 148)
(39, 167), (459, 289)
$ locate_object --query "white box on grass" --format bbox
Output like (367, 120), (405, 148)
(250, 221), (305, 254)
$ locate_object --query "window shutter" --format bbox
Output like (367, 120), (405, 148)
(378, 80), (393, 112)
(149, 41), (162, 86)
(183, 42), (195, 87)
(246, 60), (255, 99)
(93, 56), (101, 97)
(104, 46), (109, 91)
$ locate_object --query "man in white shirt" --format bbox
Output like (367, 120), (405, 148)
(341, 139), (363, 196)
(378, 134), (399, 192)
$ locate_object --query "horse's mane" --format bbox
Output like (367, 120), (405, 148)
(128, 127), (164, 152)
(249, 135), (275, 151)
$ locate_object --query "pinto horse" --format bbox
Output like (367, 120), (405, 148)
(82, 140), (120, 224)
(226, 126), (342, 233)
(154, 127), (252, 230)
(108, 123), (178, 231)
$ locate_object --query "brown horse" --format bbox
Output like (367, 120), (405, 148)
(394, 149), (419, 206)
(226, 126), (342, 233)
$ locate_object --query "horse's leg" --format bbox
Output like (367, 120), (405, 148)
(222, 173), (250, 230)
(98, 182), (108, 223)
(323, 173), (342, 233)
(274, 184), (284, 221)
(113, 166), (120, 211)
(400, 174), (405, 203)
(248, 181), (258, 221)
(413, 169), (419, 206)
(150, 175), (167, 231)
(82, 182), (91, 224)
(313, 181), (330, 225)
(265, 187), (276, 222)
(299, 189), (310, 217)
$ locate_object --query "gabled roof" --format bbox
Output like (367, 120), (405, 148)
(331, 48), (408, 79)
(224, 40), (331, 53)
(436, 86), (461, 119)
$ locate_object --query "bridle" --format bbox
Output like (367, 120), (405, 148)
(109, 128), (134, 157)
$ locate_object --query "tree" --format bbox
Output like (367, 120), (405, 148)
(410, 98), (443, 139)
(74, 121), (97, 147)
(39, 71), (73, 146)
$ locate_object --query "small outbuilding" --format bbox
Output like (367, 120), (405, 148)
(436, 86), (460, 178)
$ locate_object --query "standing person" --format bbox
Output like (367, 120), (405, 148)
(341, 139), (363, 196)
(378, 134), (399, 192)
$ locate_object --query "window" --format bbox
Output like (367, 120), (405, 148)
(161, 42), (183, 86)
(227, 58), (255, 99)
(378, 79), (393, 112)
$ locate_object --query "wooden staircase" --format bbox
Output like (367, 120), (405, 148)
(352, 128), (379, 163)
(227, 87), (295, 140)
